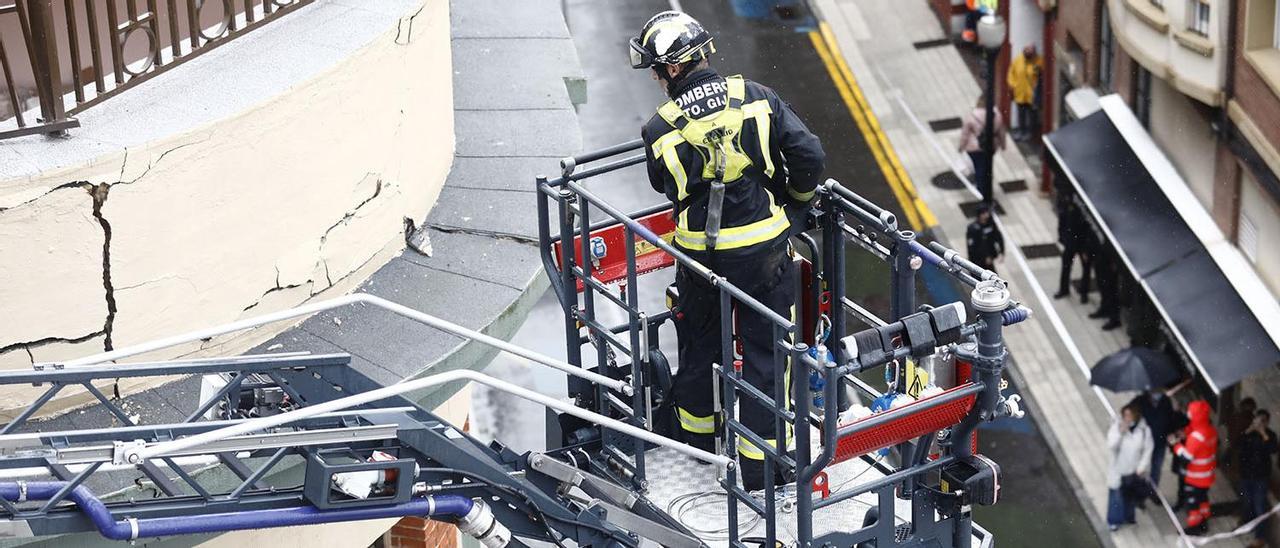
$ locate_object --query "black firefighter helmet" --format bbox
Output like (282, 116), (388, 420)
(629, 11), (716, 72)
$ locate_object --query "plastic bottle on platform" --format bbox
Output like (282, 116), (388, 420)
(808, 344), (830, 413)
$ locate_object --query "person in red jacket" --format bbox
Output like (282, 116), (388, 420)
(1172, 400), (1218, 534)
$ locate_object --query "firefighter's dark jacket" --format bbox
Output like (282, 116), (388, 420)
(641, 68), (825, 257)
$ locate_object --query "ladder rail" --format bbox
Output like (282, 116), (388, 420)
(130, 369), (732, 468)
(46, 293), (631, 396)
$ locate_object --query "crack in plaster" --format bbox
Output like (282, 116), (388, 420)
(241, 282), (310, 313)
(320, 175), (384, 244)
(394, 4), (427, 45)
(125, 137), (211, 185)
(0, 330), (107, 357)
(0, 181), (90, 212)
(323, 260), (334, 288)
(114, 274), (198, 292)
(424, 223), (539, 245)
(89, 183), (116, 352)
(117, 148), (128, 183)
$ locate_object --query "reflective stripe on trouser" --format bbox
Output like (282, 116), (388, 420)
(669, 244), (797, 460)
(1184, 486), (1211, 527)
(676, 407), (716, 435)
(673, 201), (790, 251)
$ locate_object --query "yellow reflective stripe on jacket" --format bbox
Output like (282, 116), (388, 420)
(652, 130), (690, 200)
(674, 201), (789, 251)
(788, 187), (815, 202)
(725, 76), (746, 104)
(741, 99), (775, 178)
(677, 407), (716, 434)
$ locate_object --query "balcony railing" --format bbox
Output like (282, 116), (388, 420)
(0, 0), (312, 141)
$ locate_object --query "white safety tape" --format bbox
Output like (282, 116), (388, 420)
(1189, 498), (1280, 546)
(1145, 476), (1194, 548)
(1141, 474), (1280, 547)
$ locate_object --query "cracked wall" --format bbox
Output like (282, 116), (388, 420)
(0, 0), (452, 415)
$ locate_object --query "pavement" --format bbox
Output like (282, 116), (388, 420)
(4, 2), (586, 546)
(473, 2), (1094, 547)
(813, 0), (1247, 546)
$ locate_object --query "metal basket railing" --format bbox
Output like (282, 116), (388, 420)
(536, 140), (1030, 547)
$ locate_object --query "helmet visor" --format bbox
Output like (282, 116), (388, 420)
(628, 37), (652, 69)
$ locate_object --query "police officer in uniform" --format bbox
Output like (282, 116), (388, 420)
(965, 203), (1003, 271)
(630, 11), (825, 492)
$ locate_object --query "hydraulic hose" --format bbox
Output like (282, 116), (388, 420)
(0, 483), (509, 546)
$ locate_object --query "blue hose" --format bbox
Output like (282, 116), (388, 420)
(907, 240), (948, 270)
(1001, 306), (1031, 326)
(0, 482), (473, 541)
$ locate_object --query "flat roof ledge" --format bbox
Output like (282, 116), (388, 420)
(0, 0), (424, 187)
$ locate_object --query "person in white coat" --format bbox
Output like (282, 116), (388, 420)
(1107, 403), (1154, 531)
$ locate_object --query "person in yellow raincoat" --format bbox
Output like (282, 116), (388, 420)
(1007, 44), (1043, 141)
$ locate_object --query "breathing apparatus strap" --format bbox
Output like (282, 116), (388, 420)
(704, 128), (728, 251)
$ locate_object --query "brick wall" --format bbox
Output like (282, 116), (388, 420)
(385, 517), (458, 548)
(1054, 0), (1100, 85)
(1112, 44), (1134, 102)
(1212, 141), (1243, 236)
(930, 0), (953, 30)
(1231, 0), (1280, 154)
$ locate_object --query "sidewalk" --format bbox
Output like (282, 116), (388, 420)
(812, 0), (1244, 546)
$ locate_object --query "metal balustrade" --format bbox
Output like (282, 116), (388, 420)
(0, 0), (311, 140)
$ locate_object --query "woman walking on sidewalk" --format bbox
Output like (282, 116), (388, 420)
(1107, 403), (1153, 531)
(958, 95), (1006, 203)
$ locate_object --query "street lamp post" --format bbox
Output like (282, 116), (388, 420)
(976, 14), (1007, 208)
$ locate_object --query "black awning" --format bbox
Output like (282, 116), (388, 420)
(1046, 110), (1280, 392)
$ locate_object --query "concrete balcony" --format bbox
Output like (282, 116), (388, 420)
(0, 0), (452, 416)
(1110, 0), (1226, 105)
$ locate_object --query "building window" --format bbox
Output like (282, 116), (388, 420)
(1100, 4), (1115, 91)
(1239, 211), (1259, 263)
(1273, 0), (1280, 49)
(1188, 0), (1211, 36)
(1133, 65), (1153, 128)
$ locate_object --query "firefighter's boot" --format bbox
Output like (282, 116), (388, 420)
(739, 452), (795, 492)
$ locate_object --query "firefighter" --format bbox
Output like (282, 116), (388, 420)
(1172, 400), (1218, 534)
(630, 10), (825, 492)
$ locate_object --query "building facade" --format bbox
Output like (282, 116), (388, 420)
(1042, 0), (1280, 298)
(1227, 0), (1280, 298)
(1044, 0), (1280, 506)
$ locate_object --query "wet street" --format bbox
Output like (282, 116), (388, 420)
(471, 1), (1100, 546)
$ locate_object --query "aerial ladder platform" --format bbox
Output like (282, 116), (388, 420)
(0, 140), (1031, 547)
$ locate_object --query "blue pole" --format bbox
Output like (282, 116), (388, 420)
(0, 482), (474, 541)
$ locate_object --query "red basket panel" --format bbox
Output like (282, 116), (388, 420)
(552, 208), (677, 292)
(831, 384), (978, 465)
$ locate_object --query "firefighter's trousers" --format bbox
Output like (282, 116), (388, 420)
(671, 241), (796, 463)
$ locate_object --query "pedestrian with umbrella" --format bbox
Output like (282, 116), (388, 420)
(1090, 347), (1182, 393)
(1127, 380), (1191, 506)
(1092, 347), (1187, 509)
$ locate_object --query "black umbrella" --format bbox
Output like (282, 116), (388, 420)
(1090, 347), (1181, 392)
